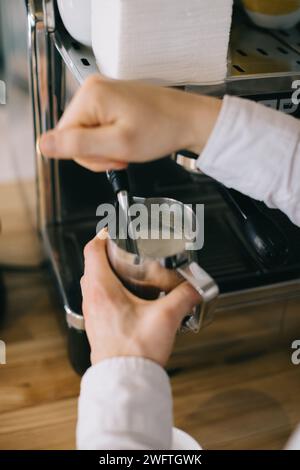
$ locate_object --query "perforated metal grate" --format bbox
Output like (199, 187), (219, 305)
(53, 16), (300, 88)
(272, 26), (300, 56)
(229, 22), (300, 79)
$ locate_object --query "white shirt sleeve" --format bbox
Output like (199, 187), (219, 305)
(285, 425), (300, 450)
(76, 357), (173, 450)
(197, 95), (300, 227)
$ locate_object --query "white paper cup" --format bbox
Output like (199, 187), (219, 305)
(57, 0), (92, 47)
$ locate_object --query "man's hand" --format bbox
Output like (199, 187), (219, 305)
(81, 235), (201, 367)
(39, 75), (221, 171)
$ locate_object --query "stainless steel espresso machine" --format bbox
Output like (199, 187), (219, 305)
(19, 0), (300, 373)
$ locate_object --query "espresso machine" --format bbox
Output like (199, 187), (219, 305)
(18, 0), (300, 373)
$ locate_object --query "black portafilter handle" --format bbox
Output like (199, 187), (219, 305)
(106, 169), (130, 195)
(177, 150), (290, 269)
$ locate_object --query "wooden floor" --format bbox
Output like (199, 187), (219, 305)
(0, 181), (300, 450)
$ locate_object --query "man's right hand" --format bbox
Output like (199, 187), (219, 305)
(39, 75), (222, 172)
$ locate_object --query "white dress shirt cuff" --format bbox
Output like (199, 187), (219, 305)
(77, 357), (173, 450)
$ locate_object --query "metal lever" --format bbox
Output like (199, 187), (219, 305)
(106, 170), (139, 255)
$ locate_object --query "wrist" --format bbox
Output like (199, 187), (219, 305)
(89, 339), (172, 368)
(185, 94), (222, 156)
(91, 351), (167, 368)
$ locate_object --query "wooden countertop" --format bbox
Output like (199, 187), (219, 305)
(1, 181), (300, 450)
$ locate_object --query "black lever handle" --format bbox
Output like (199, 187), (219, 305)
(106, 170), (130, 196)
(177, 150), (290, 269)
(218, 186), (289, 269)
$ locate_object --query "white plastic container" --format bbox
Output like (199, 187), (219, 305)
(57, 0), (92, 47)
(92, 0), (233, 85)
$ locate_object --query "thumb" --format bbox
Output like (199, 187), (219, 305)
(156, 282), (202, 330)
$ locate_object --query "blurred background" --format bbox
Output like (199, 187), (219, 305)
(0, 0), (42, 267)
